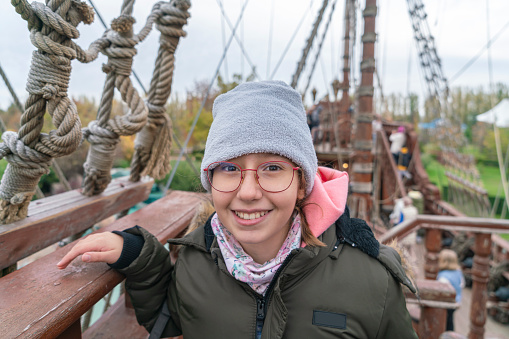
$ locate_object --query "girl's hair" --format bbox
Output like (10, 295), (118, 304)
(438, 249), (460, 271)
(296, 170), (326, 247)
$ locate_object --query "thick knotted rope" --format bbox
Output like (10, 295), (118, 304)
(82, 3), (150, 196)
(0, 0), (94, 223)
(130, 0), (191, 182)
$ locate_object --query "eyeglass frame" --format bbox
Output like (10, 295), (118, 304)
(204, 160), (301, 193)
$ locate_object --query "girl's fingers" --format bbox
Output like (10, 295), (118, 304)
(57, 233), (124, 269)
(81, 250), (121, 264)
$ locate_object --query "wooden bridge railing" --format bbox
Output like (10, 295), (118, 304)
(0, 189), (204, 338)
(380, 214), (509, 339)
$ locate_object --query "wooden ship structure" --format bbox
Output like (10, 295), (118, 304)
(1, 0), (509, 338)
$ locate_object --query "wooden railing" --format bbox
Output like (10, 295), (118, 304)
(380, 214), (509, 339)
(0, 184), (204, 338)
(0, 177), (154, 272)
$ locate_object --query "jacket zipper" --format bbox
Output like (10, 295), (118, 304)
(252, 251), (297, 339)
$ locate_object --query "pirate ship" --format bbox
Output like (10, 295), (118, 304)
(0, 0), (509, 338)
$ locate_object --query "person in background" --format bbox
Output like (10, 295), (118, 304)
(389, 126), (406, 165)
(57, 81), (417, 339)
(371, 114), (382, 153)
(437, 249), (465, 332)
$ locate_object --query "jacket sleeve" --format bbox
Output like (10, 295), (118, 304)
(115, 226), (182, 336)
(376, 273), (418, 339)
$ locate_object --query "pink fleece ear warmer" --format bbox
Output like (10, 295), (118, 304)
(301, 167), (349, 246)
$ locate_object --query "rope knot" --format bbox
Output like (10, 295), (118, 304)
(71, 0), (95, 25)
(42, 84), (60, 99)
(175, 0), (191, 11)
(102, 63), (115, 74)
(10, 192), (32, 206)
(111, 15), (136, 33)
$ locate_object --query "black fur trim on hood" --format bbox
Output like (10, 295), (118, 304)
(335, 206), (380, 258)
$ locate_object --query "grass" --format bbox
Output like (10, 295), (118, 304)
(478, 163), (506, 198)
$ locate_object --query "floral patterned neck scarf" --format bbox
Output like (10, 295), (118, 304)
(211, 213), (301, 295)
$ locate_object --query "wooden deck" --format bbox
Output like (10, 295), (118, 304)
(409, 237), (509, 338)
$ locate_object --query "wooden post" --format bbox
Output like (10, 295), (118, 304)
(468, 233), (491, 339)
(350, 0), (377, 220)
(424, 228), (441, 279)
(57, 319), (82, 339)
(419, 307), (447, 339)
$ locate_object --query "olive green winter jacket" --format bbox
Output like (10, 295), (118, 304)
(117, 208), (418, 339)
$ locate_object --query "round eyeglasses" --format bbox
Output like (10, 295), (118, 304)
(204, 161), (300, 193)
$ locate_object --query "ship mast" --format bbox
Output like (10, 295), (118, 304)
(350, 0), (377, 220)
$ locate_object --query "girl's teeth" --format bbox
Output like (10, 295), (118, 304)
(236, 211), (267, 220)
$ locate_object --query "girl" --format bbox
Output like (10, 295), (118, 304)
(437, 249), (465, 332)
(58, 81), (417, 338)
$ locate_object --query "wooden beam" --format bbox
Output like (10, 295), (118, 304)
(83, 294), (182, 339)
(378, 214), (509, 244)
(0, 177), (153, 270)
(0, 190), (205, 338)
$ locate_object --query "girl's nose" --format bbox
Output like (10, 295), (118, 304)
(237, 170), (263, 200)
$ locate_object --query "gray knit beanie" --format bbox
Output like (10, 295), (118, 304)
(201, 80), (318, 196)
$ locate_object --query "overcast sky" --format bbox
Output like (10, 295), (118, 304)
(1, 0), (508, 112)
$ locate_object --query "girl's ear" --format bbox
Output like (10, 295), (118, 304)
(297, 186), (306, 201)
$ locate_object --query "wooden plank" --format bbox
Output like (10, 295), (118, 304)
(83, 294), (182, 339)
(0, 177), (154, 270)
(83, 295), (152, 339)
(0, 190), (205, 338)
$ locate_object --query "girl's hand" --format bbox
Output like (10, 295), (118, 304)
(56, 232), (124, 269)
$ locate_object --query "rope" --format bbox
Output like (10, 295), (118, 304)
(164, 0), (250, 192)
(302, 0), (337, 97)
(269, 0), (314, 80)
(215, 0), (260, 81)
(82, 0), (156, 196)
(0, 0), (94, 223)
(130, 0), (191, 182)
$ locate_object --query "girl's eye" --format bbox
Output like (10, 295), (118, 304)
(261, 162), (284, 171)
(219, 163), (239, 172)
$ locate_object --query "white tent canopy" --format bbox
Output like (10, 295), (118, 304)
(476, 99), (509, 127)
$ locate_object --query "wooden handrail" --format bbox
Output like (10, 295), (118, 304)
(379, 214), (509, 339)
(379, 214), (509, 244)
(0, 190), (205, 338)
(0, 176), (154, 271)
(406, 279), (457, 339)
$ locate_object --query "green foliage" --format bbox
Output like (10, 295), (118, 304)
(155, 159), (204, 192)
(216, 71), (256, 94)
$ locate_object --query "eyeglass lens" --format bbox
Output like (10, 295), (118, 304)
(208, 161), (295, 192)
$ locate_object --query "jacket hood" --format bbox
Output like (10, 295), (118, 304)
(302, 167), (348, 244)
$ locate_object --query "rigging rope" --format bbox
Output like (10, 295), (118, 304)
(215, 0), (260, 80)
(266, 0), (275, 79)
(269, 0), (315, 80)
(164, 0), (250, 192)
(0, 61), (71, 195)
(485, 0), (509, 218)
(129, 0), (191, 182)
(302, 0), (337, 98)
(0, 0), (95, 223)
(449, 19), (509, 84)
(290, 0), (328, 88)
(81, 0), (190, 195)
